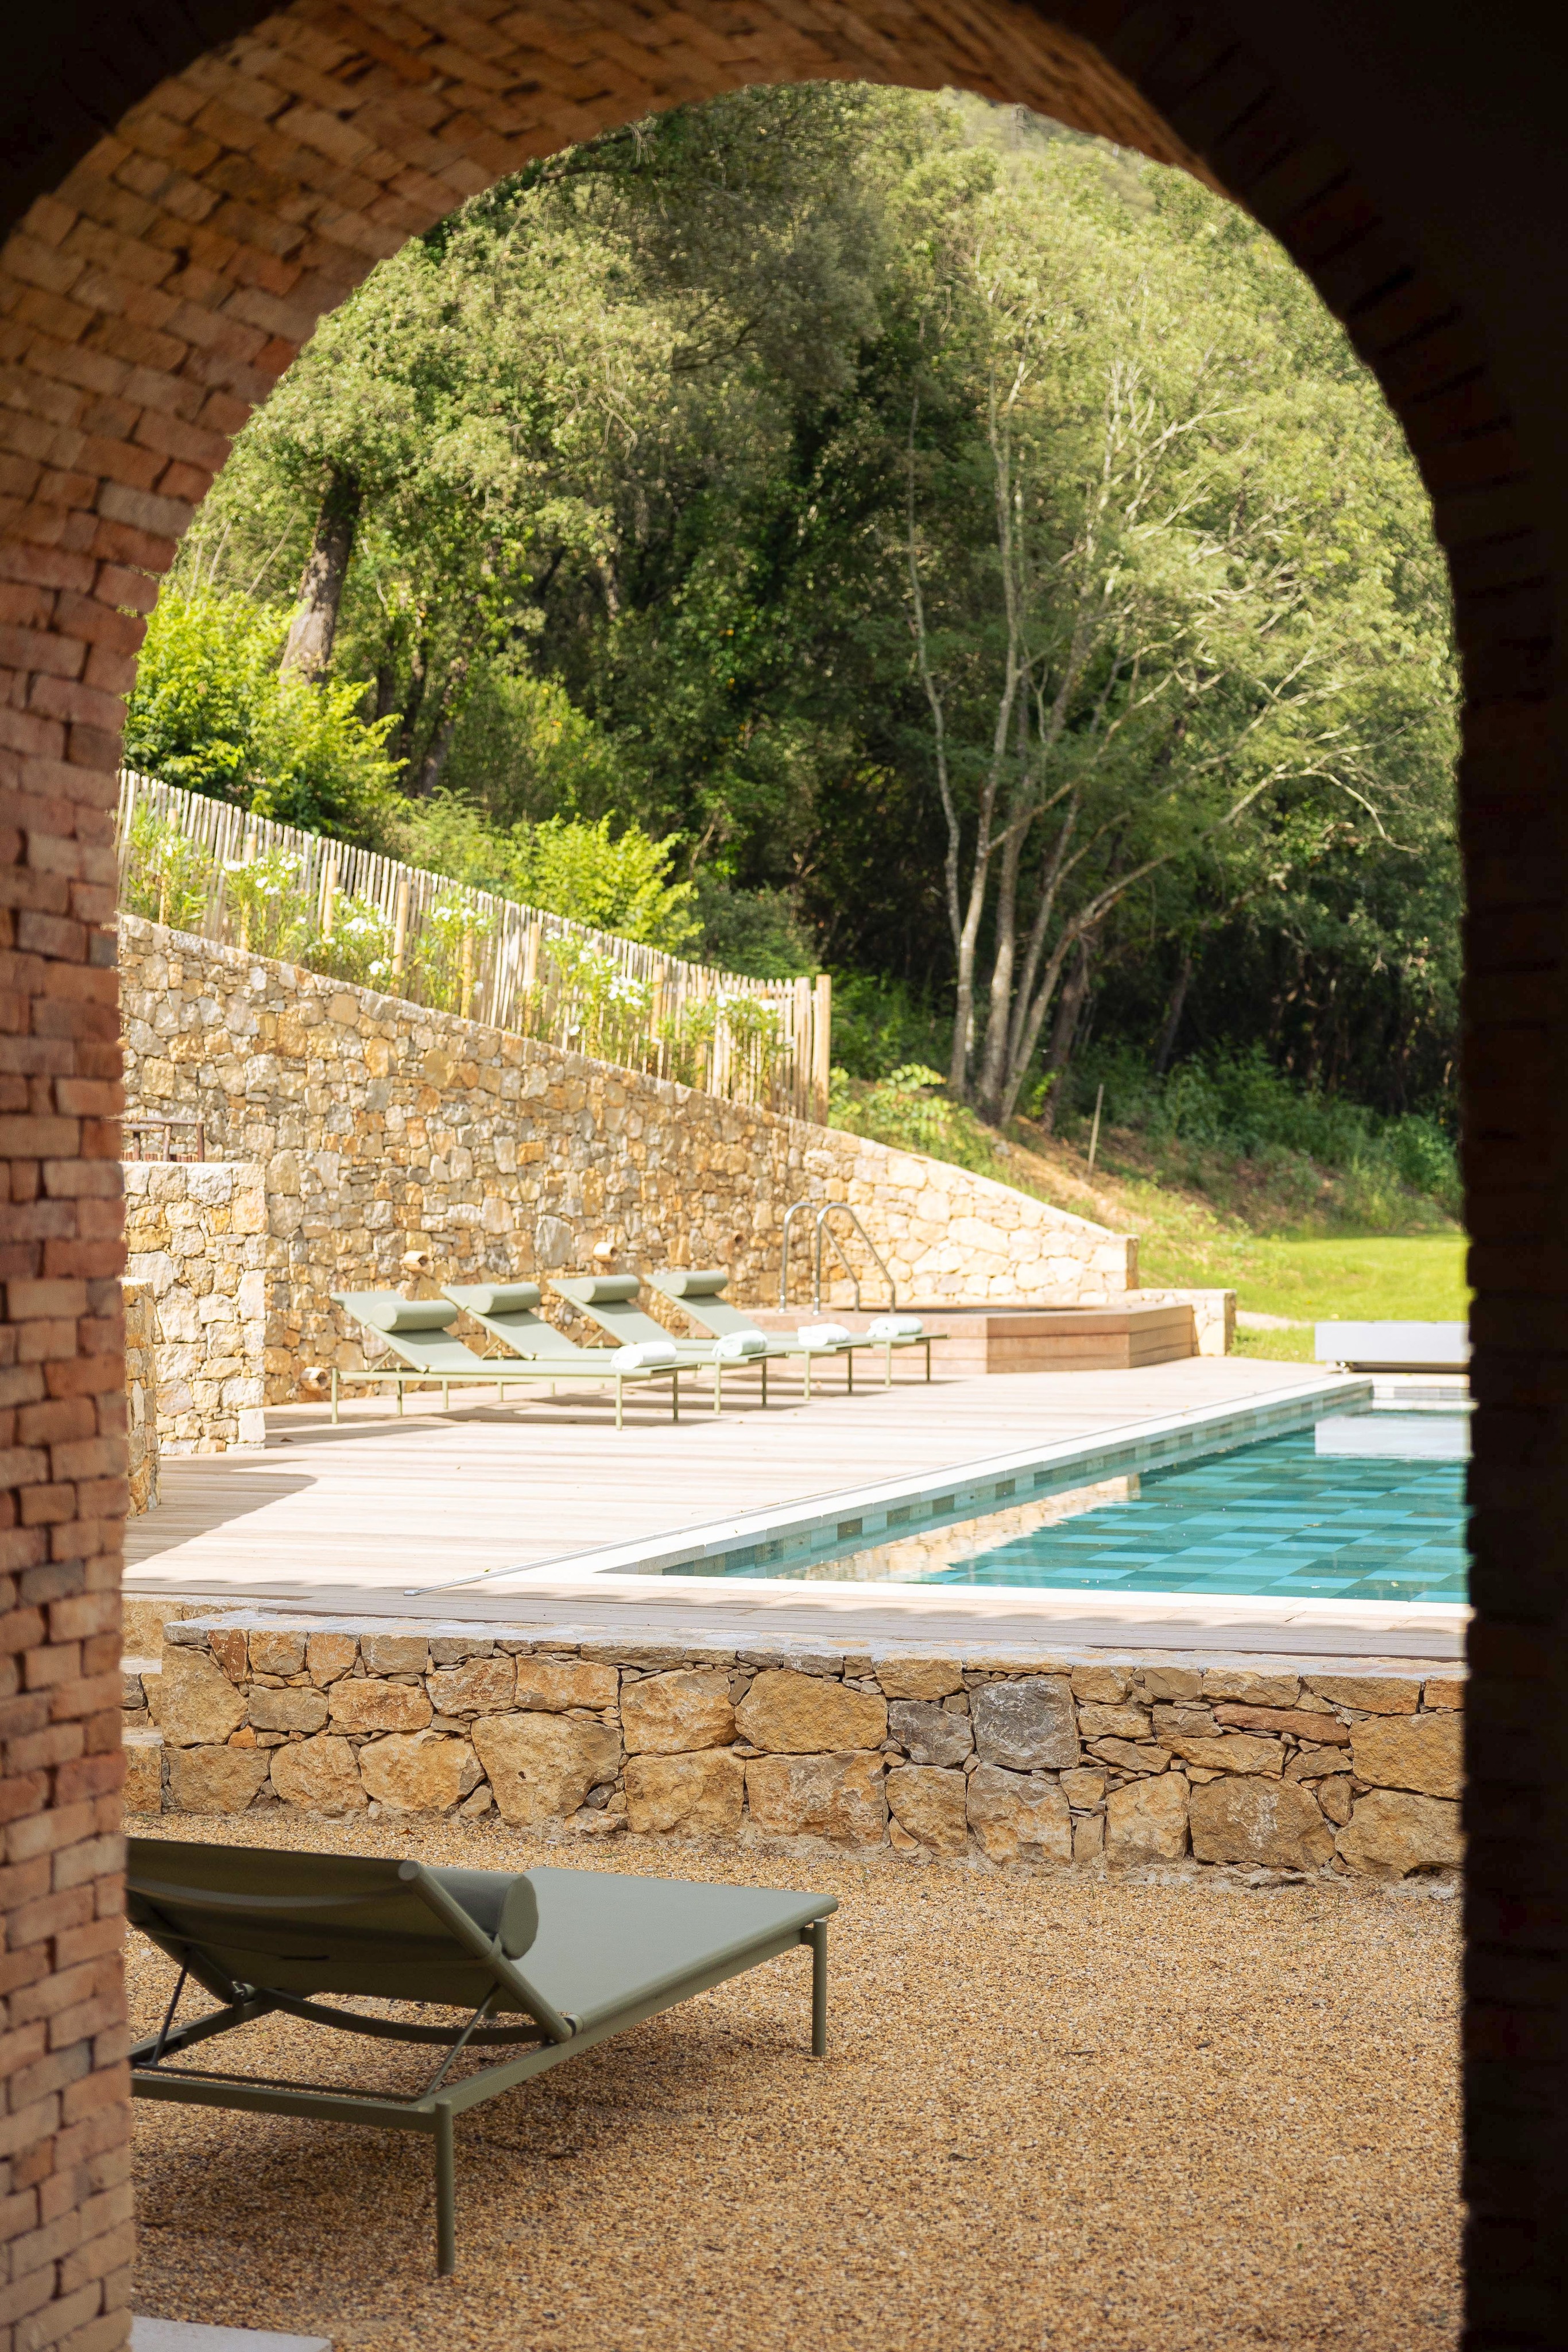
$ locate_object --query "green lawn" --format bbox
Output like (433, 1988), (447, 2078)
(1224, 1234), (1470, 1360)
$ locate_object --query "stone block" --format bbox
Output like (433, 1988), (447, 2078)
(328, 1678), (433, 1734)
(307, 1632), (358, 1685)
(1335, 1789), (1464, 1878)
(1070, 1666), (1130, 1704)
(360, 1730), (482, 1813)
(1423, 1678), (1466, 1710)
(270, 1734), (367, 1813)
(247, 1686), (329, 1734)
(874, 1654), (965, 1701)
(513, 1657), (620, 1713)
(745, 1751), (888, 1844)
(1200, 1669), (1300, 1708)
(1214, 1704), (1349, 1744)
(1077, 1704), (1152, 1742)
(735, 1670), (886, 1754)
(621, 1670), (735, 1754)
(168, 1746), (272, 1814)
(123, 1732), (164, 1815)
(965, 1765), (1071, 1864)
(361, 1633), (429, 1675)
(1060, 1767), (1106, 1808)
(148, 1646), (245, 1747)
(426, 1656), (516, 1717)
(887, 1699), (973, 1768)
(1188, 1777), (1335, 1869)
(1303, 1674), (1419, 1715)
(249, 1628), (307, 1677)
(1167, 1734), (1284, 1777)
(1105, 1773), (1189, 1861)
(1350, 1711), (1462, 1800)
(886, 1765), (970, 1855)
(624, 1750), (745, 1836)
(473, 1713), (623, 1827)
(970, 1678), (1078, 1771)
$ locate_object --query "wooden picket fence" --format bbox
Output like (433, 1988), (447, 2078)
(115, 771), (831, 1119)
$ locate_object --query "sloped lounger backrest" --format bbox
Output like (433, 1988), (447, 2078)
(549, 1276), (672, 1343)
(442, 1285), (605, 1363)
(331, 1292), (498, 1374)
(126, 1840), (552, 2017)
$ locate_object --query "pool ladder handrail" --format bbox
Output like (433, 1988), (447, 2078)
(779, 1199), (897, 1314)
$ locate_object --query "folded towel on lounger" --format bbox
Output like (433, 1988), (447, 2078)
(713, 1329), (768, 1359)
(795, 1322), (853, 1348)
(868, 1315), (924, 1340)
(611, 1339), (680, 1370)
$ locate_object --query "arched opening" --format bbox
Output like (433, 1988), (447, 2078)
(0, 6), (1558, 2346)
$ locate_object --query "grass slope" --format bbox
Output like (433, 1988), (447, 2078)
(992, 1119), (1468, 1361)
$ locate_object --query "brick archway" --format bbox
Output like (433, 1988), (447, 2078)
(0, 5), (1559, 2348)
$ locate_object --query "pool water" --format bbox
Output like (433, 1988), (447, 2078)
(919, 1410), (1468, 1603)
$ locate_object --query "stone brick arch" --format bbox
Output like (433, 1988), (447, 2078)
(0, 5), (1561, 2349)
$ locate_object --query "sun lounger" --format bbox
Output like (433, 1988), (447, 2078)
(548, 1273), (804, 1408)
(648, 1268), (937, 1387)
(1314, 1320), (1470, 1372)
(128, 1839), (834, 2274)
(330, 1291), (682, 1428)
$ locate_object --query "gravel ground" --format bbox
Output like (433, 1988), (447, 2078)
(128, 1814), (1461, 2352)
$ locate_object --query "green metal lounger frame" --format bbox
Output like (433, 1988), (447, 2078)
(129, 1840), (834, 2275)
(329, 1291), (682, 1428)
(647, 1268), (939, 1388)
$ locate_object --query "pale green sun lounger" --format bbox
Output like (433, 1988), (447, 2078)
(330, 1291), (682, 1428)
(648, 1267), (938, 1387)
(549, 1272), (831, 1407)
(129, 1838), (834, 2274)
(442, 1281), (691, 1408)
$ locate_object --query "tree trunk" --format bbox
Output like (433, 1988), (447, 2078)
(1038, 935), (1093, 1132)
(411, 655), (470, 798)
(280, 466), (360, 682)
(1152, 947), (1194, 1077)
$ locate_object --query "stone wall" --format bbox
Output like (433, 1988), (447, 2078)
(123, 1161), (267, 1450)
(123, 1282), (159, 1513)
(118, 918), (1228, 1408)
(123, 1618), (1464, 1883)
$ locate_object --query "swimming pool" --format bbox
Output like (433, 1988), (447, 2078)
(714, 1404), (1469, 1604)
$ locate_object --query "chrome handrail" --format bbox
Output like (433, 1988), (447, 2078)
(780, 1198), (897, 1313)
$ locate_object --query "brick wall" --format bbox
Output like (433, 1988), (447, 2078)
(0, 0), (1558, 2345)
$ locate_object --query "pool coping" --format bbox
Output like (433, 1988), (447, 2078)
(404, 1368), (1465, 1641)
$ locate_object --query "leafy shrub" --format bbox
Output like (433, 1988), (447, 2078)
(690, 875), (817, 978)
(305, 893), (397, 988)
(121, 807), (208, 932)
(828, 1063), (1007, 1177)
(220, 848), (313, 962)
(124, 587), (401, 839)
(829, 973), (951, 1082)
(397, 795), (698, 953)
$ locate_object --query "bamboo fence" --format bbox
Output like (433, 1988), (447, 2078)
(116, 771), (831, 1119)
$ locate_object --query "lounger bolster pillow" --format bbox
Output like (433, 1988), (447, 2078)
(359, 1298), (458, 1334)
(561, 1275), (640, 1304)
(796, 1321), (853, 1347)
(431, 1866), (539, 1957)
(713, 1329), (767, 1359)
(868, 1315), (924, 1339)
(659, 1268), (729, 1298)
(466, 1282), (543, 1316)
(612, 1339), (679, 1369)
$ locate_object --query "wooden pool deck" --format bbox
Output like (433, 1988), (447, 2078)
(123, 1355), (1466, 1664)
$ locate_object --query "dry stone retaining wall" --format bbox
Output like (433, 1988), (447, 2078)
(122, 1619), (1464, 1883)
(123, 1160), (267, 1450)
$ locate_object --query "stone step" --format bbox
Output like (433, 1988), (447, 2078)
(123, 1726), (164, 1815)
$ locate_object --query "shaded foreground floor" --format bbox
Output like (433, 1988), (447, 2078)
(129, 1815), (1461, 2352)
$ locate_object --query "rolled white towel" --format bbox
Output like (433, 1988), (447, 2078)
(713, 1329), (768, 1360)
(868, 1315), (924, 1340)
(611, 1339), (679, 1370)
(795, 1321), (853, 1348)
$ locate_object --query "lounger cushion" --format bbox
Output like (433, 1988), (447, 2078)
(355, 1298), (459, 1335)
(458, 1283), (543, 1316)
(656, 1269), (729, 1298)
(558, 1275), (640, 1305)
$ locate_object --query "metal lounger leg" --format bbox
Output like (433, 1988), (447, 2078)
(762, 1357), (768, 1408)
(713, 1363), (722, 1417)
(672, 1370), (680, 1424)
(847, 1345), (854, 1394)
(809, 1917), (829, 2057)
(614, 1376), (623, 1432)
(434, 2100), (456, 2274)
(925, 1336), (932, 1382)
(885, 1340), (893, 1388)
(331, 1369), (339, 1426)
(442, 1380), (449, 1410)
(397, 1378), (405, 1417)
(804, 1352), (812, 1402)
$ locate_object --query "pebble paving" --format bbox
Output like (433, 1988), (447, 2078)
(129, 1813), (1461, 2352)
